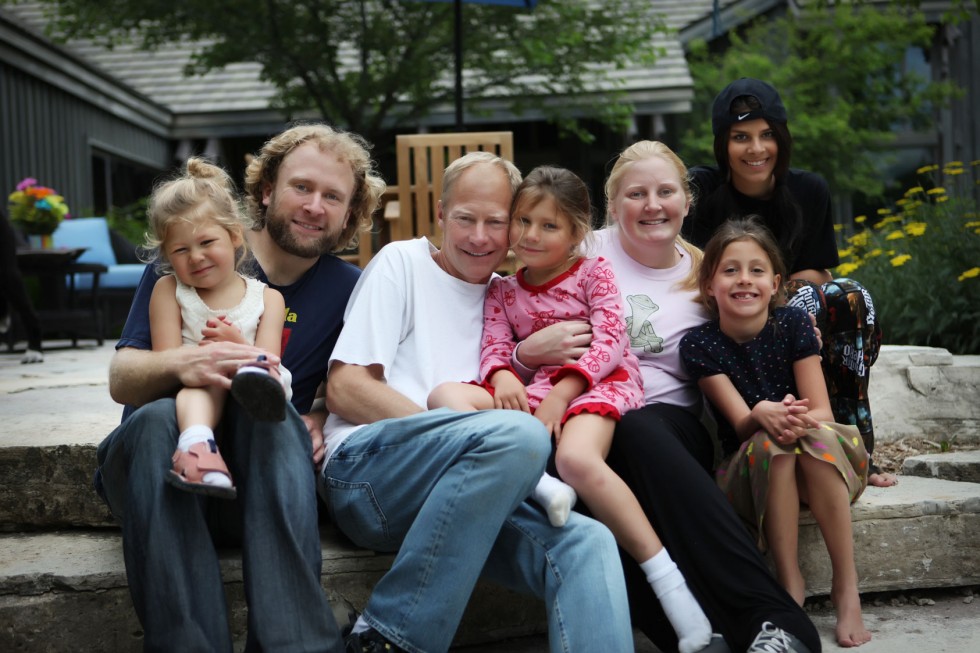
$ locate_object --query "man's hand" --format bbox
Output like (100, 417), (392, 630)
(517, 321), (592, 368)
(183, 341), (280, 390)
(109, 342), (280, 407)
(302, 408), (328, 467)
(490, 370), (530, 412)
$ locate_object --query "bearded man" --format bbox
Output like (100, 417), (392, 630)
(95, 124), (385, 653)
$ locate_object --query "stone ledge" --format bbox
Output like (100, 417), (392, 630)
(0, 527), (546, 652)
(869, 347), (980, 444)
(0, 445), (113, 530)
(797, 476), (980, 596)
(902, 450), (980, 484)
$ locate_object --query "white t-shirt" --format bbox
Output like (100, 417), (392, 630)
(323, 237), (490, 456)
(592, 228), (709, 409)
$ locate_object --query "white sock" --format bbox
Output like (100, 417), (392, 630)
(177, 425), (232, 488)
(531, 473), (577, 527)
(641, 549), (712, 653)
(351, 614), (370, 635)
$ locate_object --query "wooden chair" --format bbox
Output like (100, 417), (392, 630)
(383, 132), (515, 251)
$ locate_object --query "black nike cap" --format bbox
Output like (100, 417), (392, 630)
(711, 78), (788, 136)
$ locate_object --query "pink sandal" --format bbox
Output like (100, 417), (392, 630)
(166, 440), (237, 500)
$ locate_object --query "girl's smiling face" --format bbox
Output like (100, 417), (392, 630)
(707, 238), (780, 330)
(727, 118), (779, 197)
(510, 194), (579, 283)
(165, 218), (241, 291)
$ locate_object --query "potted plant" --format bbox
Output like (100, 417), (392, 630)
(7, 177), (71, 248)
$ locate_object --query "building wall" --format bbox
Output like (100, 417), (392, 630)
(1, 61), (170, 217)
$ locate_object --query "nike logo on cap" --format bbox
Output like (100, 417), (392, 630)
(738, 113), (750, 120)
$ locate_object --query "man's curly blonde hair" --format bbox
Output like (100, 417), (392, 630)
(244, 123), (386, 252)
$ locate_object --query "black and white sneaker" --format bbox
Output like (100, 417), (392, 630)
(746, 622), (811, 653)
(230, 355), (286, 421)
(345, 628), (406, 653)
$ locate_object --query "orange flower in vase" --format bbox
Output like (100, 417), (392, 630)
(8, 177), (71, 247)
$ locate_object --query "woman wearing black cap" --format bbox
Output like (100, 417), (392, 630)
(683, 77), (895, 489)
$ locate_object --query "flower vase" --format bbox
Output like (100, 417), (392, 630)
(28, 234), (54, 250)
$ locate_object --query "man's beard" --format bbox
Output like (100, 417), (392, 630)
(264, 200), (342, 259)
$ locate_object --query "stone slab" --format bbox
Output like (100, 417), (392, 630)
(0, 445), (114, 529)
(0, 528), (546, 652)
(0, 342), (120, 449)
(869, 347), (980, 444)
(902, 450), (980, 484)
(797, 476), (980, 596)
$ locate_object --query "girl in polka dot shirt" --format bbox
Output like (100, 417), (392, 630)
(680, 218), (872, 648)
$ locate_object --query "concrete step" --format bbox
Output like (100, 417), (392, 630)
(2, 342), (980, 651)
(0, 342), (117, 530)
(902, 450), (980, 484)
(870, 347), (980, 444)
(2, 343), (979, 530)
(796, 476), (980, 595)
(2, 477), (977, 651)
(0, 527), (546, 652)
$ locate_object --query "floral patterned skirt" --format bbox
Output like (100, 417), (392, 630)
(716, 422), (869, 550)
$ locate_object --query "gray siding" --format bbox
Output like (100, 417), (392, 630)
(1, 61), (169, 216)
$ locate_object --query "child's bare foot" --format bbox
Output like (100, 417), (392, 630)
(833, 589), (872, 647)
(869, 471), (898, 487)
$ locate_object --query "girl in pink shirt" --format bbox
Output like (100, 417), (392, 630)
(429, 166), (712, 653)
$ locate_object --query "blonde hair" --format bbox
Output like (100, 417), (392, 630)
(143, 157), (249, 275)
(442, 151), (522, 206)
(604, 140), (703, 292)
(243, 123), (386, 252)
(511, 165), (593, 250)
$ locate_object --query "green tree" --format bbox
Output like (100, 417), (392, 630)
(679, 3), (962, 199)
(27, 0), (662, 144)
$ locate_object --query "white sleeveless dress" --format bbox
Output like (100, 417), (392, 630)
(175, 274), (266, 346)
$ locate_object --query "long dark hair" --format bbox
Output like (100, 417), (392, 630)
(703, 94), (803, 265)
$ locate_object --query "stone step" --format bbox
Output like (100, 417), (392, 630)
(0, 527), (546, 652)
(3, 475), (978, 651)
(869, 347), (980, 444)
(902, 450), (980, 484)
(2, 343), (979, 530)
(3, 342), (980, 651)
(796, 476), (980, 595)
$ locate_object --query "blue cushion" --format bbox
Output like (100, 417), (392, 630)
(77, 263), (147, 291)
(52, 218), (117, 265)
(52, 217), (146, 291)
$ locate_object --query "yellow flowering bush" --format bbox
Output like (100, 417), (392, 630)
(836, 160), (980, 353)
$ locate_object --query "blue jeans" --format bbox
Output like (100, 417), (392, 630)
(96, 398), (343, 653)
(319, 408), (632, 653)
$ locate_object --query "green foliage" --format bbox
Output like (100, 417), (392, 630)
(681, 3), (962, 199)
(835, 161), (980, 354)
(33, 0), (661, 145)
(105, 197), (149, 247)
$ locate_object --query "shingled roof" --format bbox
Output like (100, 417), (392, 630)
(1, 1), (747, 137)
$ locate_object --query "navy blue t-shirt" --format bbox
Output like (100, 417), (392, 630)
(117, 255), (360, 420)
